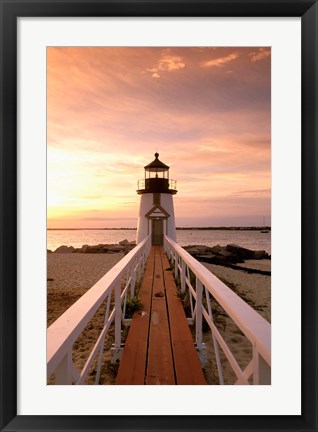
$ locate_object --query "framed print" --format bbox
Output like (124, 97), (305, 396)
(0, 0), (317, 431)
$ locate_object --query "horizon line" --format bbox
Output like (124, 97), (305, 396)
(47, 226), (271, 231)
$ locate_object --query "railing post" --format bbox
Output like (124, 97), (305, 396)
(114, 279), (122, 349)
(141, 249), (146, 274)
(55, 351), (72, 384)
(166, 239), (171, 261)
(136, 253), (141, 284)
(165, 240), (169, 258)
(130, 260), (136, 297)
(111, 278), (124, 364)
(205, 287), (224, 383)
(181, 260), (186, 293)
(253, 346), (271, 384)
(174, 252), (178, 279)
(195, 277), (203, 350)
(127, 264), (132, 297)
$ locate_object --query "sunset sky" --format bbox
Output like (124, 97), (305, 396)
(47, 47), (271, 228)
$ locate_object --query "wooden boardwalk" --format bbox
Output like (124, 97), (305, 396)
(116, 246), (206, 385)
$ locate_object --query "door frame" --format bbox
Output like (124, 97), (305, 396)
(151, 218), (165, 245)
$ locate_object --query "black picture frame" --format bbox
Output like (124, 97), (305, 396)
(1, 0), (317, 431)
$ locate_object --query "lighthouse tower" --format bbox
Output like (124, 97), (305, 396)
(136, 153), (177, 245)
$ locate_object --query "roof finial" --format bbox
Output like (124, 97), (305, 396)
(155, 152), (159, 159)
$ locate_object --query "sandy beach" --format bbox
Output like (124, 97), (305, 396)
(47, 251), (270, 385)
(47, 252), (125, 325)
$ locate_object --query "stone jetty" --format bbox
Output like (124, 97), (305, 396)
(183, 243), (270, 264)
(48, 239), (136, 255)
(183, 244), (270, 275)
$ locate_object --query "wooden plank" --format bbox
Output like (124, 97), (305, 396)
(152, 249), (166, 298)
(115, 250), (155, 385)
(146, 298), (175, 384)
(146, 247), (175, 385)
(162, 253), (206, 385)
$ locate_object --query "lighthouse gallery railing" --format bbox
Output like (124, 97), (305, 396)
(47, 235), (151, 384)
(137, 178), (177, 191)
(164, 235), (271, 385)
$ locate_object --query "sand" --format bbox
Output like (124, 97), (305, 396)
(47, 253), (125, 325)
(202, 261), (271, 322)
(47, 252), (270, 385)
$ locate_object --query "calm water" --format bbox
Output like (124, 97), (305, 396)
(47, 229), (271, 254)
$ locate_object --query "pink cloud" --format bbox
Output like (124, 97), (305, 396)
(249, 48), (271, 62)
(201, 53), (239, 68)
(146, 54), (186, 78)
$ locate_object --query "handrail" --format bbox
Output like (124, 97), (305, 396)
(47, 235), (151, 384)
(164, 235), (271, 384)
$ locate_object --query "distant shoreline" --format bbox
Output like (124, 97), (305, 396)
(47, 226), (271, 231)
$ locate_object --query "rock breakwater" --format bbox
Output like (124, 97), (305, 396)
(48, 239), (136, 255)
(48, 241), (270, 275)
(183, 243), (270, 275)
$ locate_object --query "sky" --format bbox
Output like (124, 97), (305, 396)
(47, 47), (271, 228)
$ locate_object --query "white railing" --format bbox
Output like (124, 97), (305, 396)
(164, 235), (271, 385)
(47, 235), (151, 384)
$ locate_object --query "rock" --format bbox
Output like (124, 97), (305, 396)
(183, 242), (269, 266)
(107, 245), (126, 252)
(84, 245), (104, 253)
(72, 248), (82, 253)
(185, 244), (242, 264)
(184, 245), (210, 255)
(119, 239), (129, 246)
(219, 244), (269, 262)
(52, 241), (136, 255)
(196, 253), (217, 262)
(123, 250), (131, 256)
(253, 250), (269, 259)
(100, 244), (115, 252)
(217, 247), (232, 258)
(197, 245), (211, 254)
(226, 244), (255, 260)
(218, 247), (244, 263)
(211, 244), (222, 254)
(54, 245), (75, 253)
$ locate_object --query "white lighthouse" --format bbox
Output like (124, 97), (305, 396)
(136, 153), (177, 245)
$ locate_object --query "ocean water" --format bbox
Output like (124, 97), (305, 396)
(47, 229), (271, 254)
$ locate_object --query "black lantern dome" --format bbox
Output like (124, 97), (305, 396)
(144, 152), (169, 172)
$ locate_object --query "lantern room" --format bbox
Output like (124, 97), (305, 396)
(137, 152), (177, 195)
